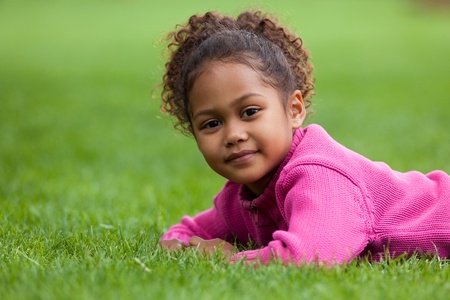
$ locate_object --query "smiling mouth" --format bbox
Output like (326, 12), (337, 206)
(225, 150), (258, 163)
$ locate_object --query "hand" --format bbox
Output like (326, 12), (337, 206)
(188, 236), (237, 259)
(159, 239), (187, 251)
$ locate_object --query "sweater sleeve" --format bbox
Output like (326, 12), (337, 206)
(160, 206), (232, 245)
(231, 164), (371, 265)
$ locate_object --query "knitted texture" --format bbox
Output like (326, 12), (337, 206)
(161, 124), (450, 264)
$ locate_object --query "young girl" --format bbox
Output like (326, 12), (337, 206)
(158, 10), (450, 265)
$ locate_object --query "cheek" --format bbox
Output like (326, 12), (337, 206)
(196, 139), (217, 161)
(196, 142), (223, 174)
(257, 115), (292, 137)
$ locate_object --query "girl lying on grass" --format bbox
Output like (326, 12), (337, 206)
(158, 10), (450, 265)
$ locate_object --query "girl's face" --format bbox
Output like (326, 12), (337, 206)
(189, 62), (306, 196)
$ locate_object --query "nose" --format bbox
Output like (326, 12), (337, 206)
(224, 123), (248, 147)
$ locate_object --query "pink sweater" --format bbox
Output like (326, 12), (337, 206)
(161, 124), (450, 264)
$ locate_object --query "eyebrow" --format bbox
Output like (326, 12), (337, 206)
(191, 93), (263, 121)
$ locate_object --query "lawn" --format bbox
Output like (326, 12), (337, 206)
(1, 0), (450, 299)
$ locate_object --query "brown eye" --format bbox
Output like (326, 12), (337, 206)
(242, 108), (259, 118)
(202, 120), (221, 129)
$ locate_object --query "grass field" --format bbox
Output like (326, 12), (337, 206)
(1, 0), (450, 299)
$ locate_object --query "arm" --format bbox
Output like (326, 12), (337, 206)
(231, 165), (371, 265)
(160, 206), (233, 248)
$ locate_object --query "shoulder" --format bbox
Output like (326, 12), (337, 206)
(276, 126), (374, 226)
(279, 124), (371, 193)
(287, 124), (367, 172)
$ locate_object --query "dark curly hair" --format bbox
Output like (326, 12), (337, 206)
(160, 10), (315, 135)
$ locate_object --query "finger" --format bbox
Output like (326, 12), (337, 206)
(159, 239), (186, 251)
(188, 236), (204, 247)
(221, 241), (237, 254)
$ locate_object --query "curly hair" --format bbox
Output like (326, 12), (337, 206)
(160, 10), (315, 135)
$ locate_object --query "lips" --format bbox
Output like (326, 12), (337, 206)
(225, 150), (257, 162)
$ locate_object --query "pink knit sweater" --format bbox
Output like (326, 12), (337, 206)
(161, 124), (450, 264)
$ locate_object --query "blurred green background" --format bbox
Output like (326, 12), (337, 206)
(1, 0), (449, 224)
(0, 0), (449, 298)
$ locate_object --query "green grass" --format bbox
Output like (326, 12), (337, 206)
(1, 0), (449, 299)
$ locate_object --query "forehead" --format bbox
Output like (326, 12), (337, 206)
(188, 62), (286, 120)
(189, 62), (266, 102)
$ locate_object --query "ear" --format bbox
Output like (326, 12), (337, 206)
(288, 90), (306, 129)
